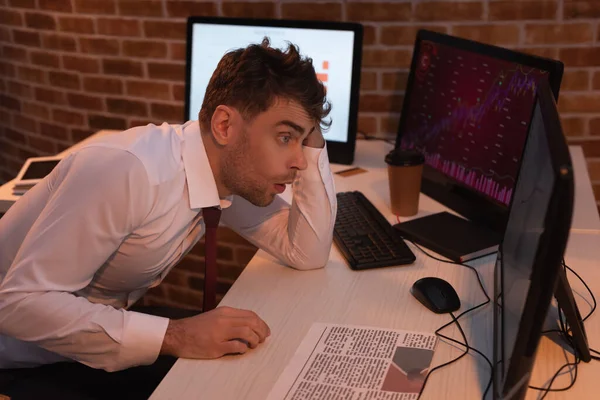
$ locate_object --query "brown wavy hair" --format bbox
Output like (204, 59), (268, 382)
(199, 37), (331, 133)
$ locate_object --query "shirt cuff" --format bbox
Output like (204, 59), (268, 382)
(119, 311), (170, 368)
(301, 145), (333, 183)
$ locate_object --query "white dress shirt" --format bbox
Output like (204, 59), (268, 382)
(0, 120), (337, 372)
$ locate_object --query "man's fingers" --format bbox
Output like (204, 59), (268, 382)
(219, 340), (249, 356)
(226, 327), (260, 349)
(216, 306), (271, 338)
(231, 316), (270, 342)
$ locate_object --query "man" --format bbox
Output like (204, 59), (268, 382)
(0, 38), (336, 399)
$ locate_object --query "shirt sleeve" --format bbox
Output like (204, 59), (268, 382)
(0, 146), (169, 372)
(221, 146), (337, 270)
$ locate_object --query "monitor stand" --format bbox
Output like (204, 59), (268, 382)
(393, 211), (502, 263)
(553, 266), (591, 362)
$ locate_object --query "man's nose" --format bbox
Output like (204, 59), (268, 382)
(292, 146), (308, 171)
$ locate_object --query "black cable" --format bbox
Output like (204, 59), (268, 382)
(406, 239), (493, 400)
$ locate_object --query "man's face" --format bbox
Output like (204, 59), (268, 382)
(221, 98), (314, 207)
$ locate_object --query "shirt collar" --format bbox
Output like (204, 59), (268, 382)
(179, 120), (232, 211)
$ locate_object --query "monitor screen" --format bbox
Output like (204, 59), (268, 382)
(21, 160), (60, 180)
(396, 30), (564, 232)
(186, 21), (357, 144)
(399, 40), (549, 207)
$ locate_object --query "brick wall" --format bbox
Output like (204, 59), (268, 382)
(1, 0), (599, 308)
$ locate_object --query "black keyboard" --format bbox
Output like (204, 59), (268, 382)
(334, 191), (416, 270)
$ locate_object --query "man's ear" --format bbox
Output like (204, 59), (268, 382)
(210, 105), (237, 146)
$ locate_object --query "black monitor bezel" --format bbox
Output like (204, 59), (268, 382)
(184, 16), (363, 165)
(396, 29), (564, 233)
(493, 79), (575, 399)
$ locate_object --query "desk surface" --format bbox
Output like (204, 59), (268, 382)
(150, 140), (600, 400)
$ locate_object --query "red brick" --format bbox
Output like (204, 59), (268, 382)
(25, 12), (56, 30)
(282, 2), (342, 21)
(562, 70), (589, 91)
(7, 80), (32, 98)
(222, 2), (275, 18)
(170, 42), (186, 61)
(217, 227), (253, 245)
(166, 1), (216, 17)
(38, 0), (73, 12)
(357, 116), (377, 135)
(382, 71), (409, 91)
(381, 115), (401, 134)
(453, 24), (520, 46)
(42, 33), (77, 52)
(147, 62), (185, 81)
(40, 122), (69, 141)
(2, 45), (27, 62)
(143, 21), (186, 40)
(18, 66), (45, 84)
(165, 286), (203, 308)
(517, 47), (559, 60)
(5, 128), (26, 144)
(123, 40), (167, 58)
(0, 61), (16, 78)
(558, 94), (600, 113)
(361, 71), (377, 91)
(18, 147), (39, 162)
(22, 102), (50, 120)
(52, 109), (85, 126)
(88, 114), (127, 130)
(588, 159), (600, 180)
(103, 59), (143, 77)
(106, 98), (148, 116)
(590, 118), (600, 136)
(35, 87), (67, 105)
(150, 103), (184, 122)
(525, 23), (593, 45)
(79, 37), (119, 55)
(62, 55), (101, 74)
(13, 29), (41, 47)
(172, 84), (185, 101)
(0, 9), (23, 26)
(593, 71), (600, 90)
(347, 2), (411, 22)
(58, 16), (95, 34)
(84, 76), (123, 95)
(0, 26), (10, 43)
(561, 116), (586, 137)
(67, 93), (104, 111)
(71, 128), (94, 143)
(8, 0), (35, 8)
(559, 48), (600, 67)
(363, 25), (376, 46)
(359, 94), (404, 113)
(575, 139), (600, 157)
(564, 1), (600, 19)
(28, 135), (56, 154)
(97, 17), (141, 37)
(30, 51), (60, 68)
(362, 49), (412, 68)
(380, 25), (447, 46)
(125, 80), (171, 101)
(415, 2), (483, 21)
(118, 0), (163, 17)
(74, 0), (116, 14)
(490, 1), (557, 21)
(48, 71), (81, 90)
(13, 114), (37, 133)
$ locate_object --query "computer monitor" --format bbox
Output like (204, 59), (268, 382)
(396, 30), (564, 233)
(493, 79), (590, 400)
(184, 16), (363, 165)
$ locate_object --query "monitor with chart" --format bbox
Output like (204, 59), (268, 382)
(184, 17), (363, 164)
(493, 79), (590, 400)
(395, 30), (564, 233)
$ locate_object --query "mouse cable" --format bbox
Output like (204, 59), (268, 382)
(405, 239), (494, 400)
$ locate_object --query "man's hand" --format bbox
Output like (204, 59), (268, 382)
(303, 127), (325, 149)
(160, 306), (271, 359)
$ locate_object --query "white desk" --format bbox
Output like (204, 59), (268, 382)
(150, 140), (600, 400)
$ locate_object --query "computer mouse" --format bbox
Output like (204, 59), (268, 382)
(410, 277), (461, 314)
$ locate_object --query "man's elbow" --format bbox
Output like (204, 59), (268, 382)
(288, 247), (331, 271)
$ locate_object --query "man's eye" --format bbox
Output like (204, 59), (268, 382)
(279, 135), (291, 144)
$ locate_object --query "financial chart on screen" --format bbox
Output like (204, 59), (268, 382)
(400, 40), (549, 206)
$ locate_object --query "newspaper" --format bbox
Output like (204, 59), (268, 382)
(267, 323), (438, 400)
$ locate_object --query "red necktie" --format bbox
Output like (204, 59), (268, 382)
(202, 206), (222, 312)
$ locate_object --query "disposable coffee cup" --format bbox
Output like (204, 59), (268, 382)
(385, 148), (425, 217)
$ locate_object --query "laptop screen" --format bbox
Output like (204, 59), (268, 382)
(187, 22), (357, 144)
